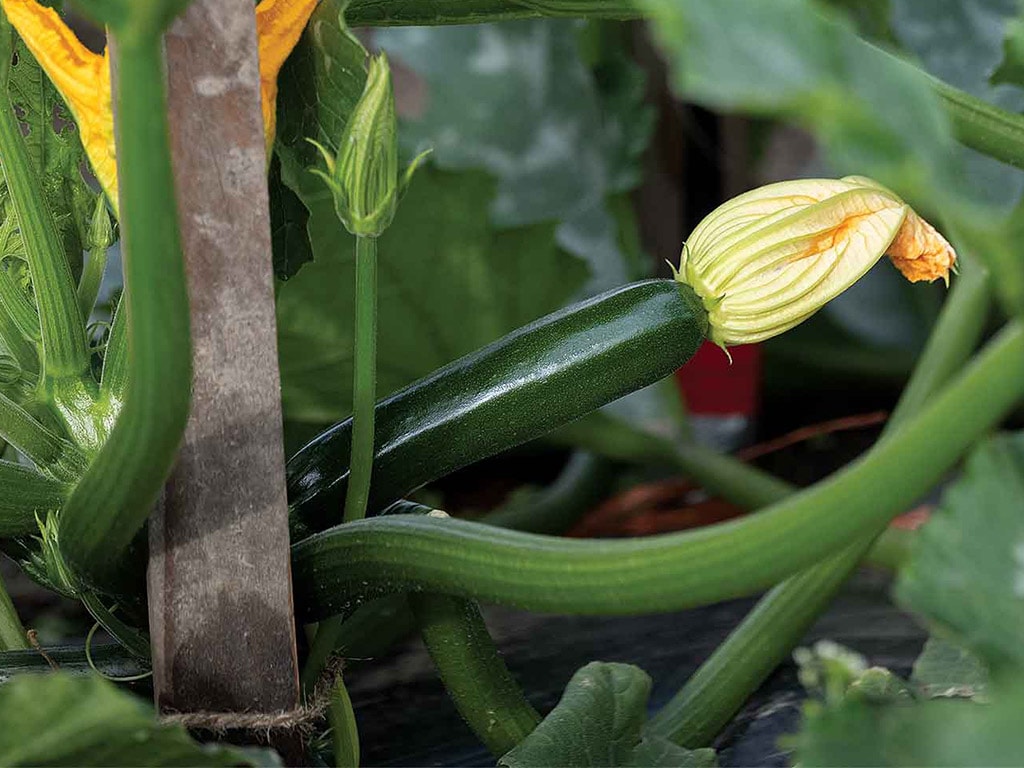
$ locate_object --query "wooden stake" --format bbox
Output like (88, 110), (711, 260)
(146, 0), (300, 718)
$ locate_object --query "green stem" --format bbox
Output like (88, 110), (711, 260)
(483, 451), (613, 534)
(305, 237), (379, 690)
(57, 36), (192, 593)
(99, 298), (128, 402)
(932, 76), (1024, 171)
(345, 0), (637, 26)
(0, 390), (87, 482)
(344, 235), (378, 524)
(0, 460), (67, 536)
(0, 40), (87, 381)
(409, 592), (541, 756)
(0, 575), (27, 651)
(77, 245), (108, 322)
(293, 316), (1024, 622)
(330, 676), (360, 768)
(648, 258), (992, 747)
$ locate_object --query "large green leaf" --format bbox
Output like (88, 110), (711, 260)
(276, 166), (589, 422)
(377, 19), (653, 295)
(641, 0), (959, 203)
(499, 662), (716, 768)
(895, 431), (1024, 669)
(0, 673), (277, 766)
(890, 0), (1024, 209)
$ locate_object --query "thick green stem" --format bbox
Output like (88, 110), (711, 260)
(344, 235), (378, 524)
(0, 41), (87, 381)
(293, 316), (1024, 622)
(330, 676), (360, 768)
(0, 576), (27, 651)
(57, 37), (192, 593)
(409, 592), (541, 756)
(0, 390), (87, 482)
(648, 259), (993, 747)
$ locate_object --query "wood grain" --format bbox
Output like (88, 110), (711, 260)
(146, 0), (300, 716)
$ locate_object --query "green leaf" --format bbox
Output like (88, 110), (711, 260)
(498, 662), (716, 768)
(895, 431), (1024, 670)
(794, 679), (1024, 766)
(268, 157), (313, 282)
(276, 166), (589, 423)
(642, 0), (959, 202)
(910, 637), (989, 700)
(7, 40), (95, 270)
(992, 17), (1024, 89)
(891, 0), (1024, 209)
(377, 19), (653, 294)
(0, 673), (278, 766)
(275, 0), (368, 203)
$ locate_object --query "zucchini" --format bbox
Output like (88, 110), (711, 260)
(287, 279), (707, 536)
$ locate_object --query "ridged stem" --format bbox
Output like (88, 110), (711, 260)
(648, 257), (992, 747)
(409, 592), (541, 756)
(293, 315), (1024, 622)
(57, 36), (192, 593)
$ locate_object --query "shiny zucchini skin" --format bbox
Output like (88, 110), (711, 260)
(287, 279), (707, 535)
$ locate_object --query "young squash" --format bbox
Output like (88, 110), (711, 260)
(287, 279), (708, 537)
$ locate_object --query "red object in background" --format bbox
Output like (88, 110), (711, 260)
(675, 342), (762, 417)
(674, 342), (761, 451)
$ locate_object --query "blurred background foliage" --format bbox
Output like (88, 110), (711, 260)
(272, 0), (1024, 452)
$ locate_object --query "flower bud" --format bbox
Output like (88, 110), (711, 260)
(675, 176), (956, 347)
(309, 53), (429, 238)
(86, 194), (116, 251)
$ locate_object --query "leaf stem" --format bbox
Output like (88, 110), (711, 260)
(647, 255), (993, 747)
(344, 235), (378, 524)
(0, 575), (27, 651)
(409, 592), (541, 756)
(330, 675), (360, 768)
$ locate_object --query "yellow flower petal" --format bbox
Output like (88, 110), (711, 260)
(886, 209), (957, 284)
(3, 0), (319, 212)
(1, 0), (118, 207)
(678, 177), (919, 346)
(256, 0), (320, 155)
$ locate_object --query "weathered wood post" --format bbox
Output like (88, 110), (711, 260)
(142, 0), (301, 726)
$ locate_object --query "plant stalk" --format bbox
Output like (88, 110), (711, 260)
(56, 35), (192, 593)
(409, 592), (541, 756)
(343, 235), (378, 524)
(648, 256), (992, 747)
